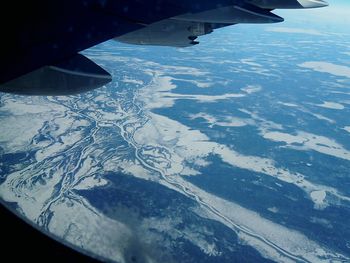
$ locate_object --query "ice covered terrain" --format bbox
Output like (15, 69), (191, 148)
(1, 6), (350, 263)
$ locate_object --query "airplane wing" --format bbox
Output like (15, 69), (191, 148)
(0, 0), (327, 95)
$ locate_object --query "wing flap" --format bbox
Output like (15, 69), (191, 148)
(174, 4), (284, 24)
(115, 19), (214, 47)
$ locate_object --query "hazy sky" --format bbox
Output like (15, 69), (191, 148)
(272, 0), (350, 33)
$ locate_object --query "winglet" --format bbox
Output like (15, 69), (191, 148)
(297, 0), (328, 8)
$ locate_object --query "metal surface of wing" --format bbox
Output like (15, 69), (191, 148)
(0, 0), (328, 95)
(115, 0), (327, 49)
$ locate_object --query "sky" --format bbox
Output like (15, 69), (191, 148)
(274, 0), (350, 31)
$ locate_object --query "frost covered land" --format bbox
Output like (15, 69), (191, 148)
(1, 20), (350, 263)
